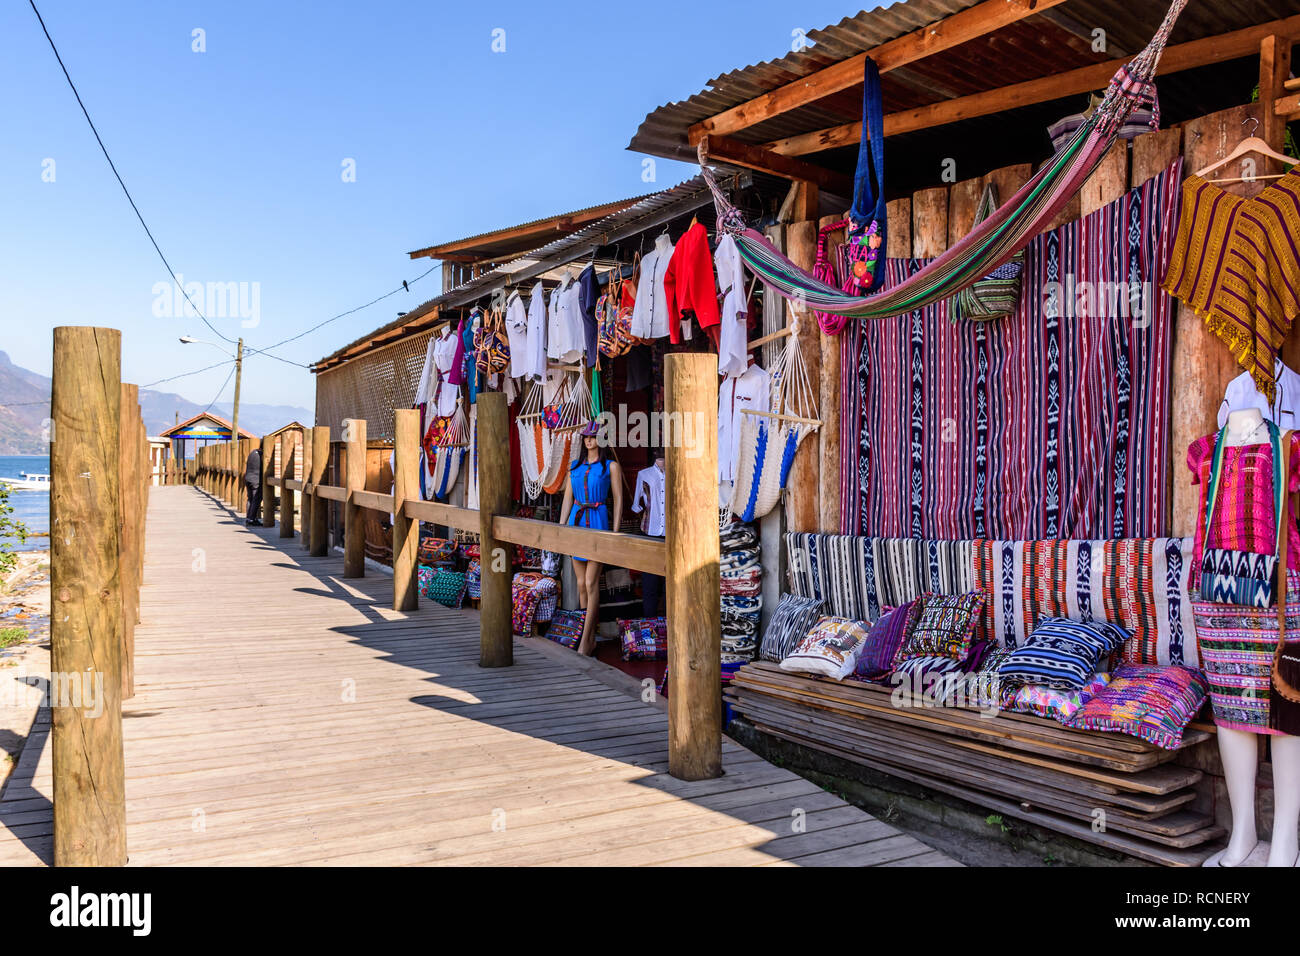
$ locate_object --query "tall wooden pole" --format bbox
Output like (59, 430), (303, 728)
(784, 220), (820, 532)
(117, 384), (137, 702)
(310, 426), (329, 557)
(477, 393), (512, 667)
(343, 418), (366, 578)
(392, 409), (420, 611)
(299, 429), (313, 551)
(50, 326), (127, 866)
(279, 431), (295, 538)
(260, 434), (275, 527)
(665, 352), (721, 781)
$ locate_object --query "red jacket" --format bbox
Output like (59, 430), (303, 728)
(664, 222), (719, 343)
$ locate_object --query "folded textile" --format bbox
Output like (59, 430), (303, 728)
(721, 523), (759, 551)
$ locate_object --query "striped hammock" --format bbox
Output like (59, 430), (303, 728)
(702, 0), (1187, 323)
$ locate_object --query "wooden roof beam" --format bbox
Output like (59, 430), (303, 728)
(766, 13), (1300, 156)
(407, 201), (638, 260)
(686, 0), (1071, 145)
(701, 135), (853, 196)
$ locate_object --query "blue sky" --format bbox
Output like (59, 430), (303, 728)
(2, 0), (856, 409)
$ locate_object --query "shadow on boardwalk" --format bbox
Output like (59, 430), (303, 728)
(0, 487), (954, 867)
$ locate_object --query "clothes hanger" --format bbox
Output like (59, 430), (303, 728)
(1195, 117), (1297, 182)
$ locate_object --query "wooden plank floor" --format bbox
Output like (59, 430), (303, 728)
(0, 486), (954, 867)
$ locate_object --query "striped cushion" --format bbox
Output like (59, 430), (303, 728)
(997, 618), (1130, 690)
(1065, 665), (1207, 749)
(760, 594), (825, 662)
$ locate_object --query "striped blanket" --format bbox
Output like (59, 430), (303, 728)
(839, 160), (1181, 540)
(785, 533), (1199, 668)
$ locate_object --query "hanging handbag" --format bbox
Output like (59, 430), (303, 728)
(473, 307), (510, 377)
(597, 268), (634, 359)
(955, 183), (1024, 322)
(813, 219), (849, 335)
(1199, 422), (1285, 607)
(841, 57), (887, 302)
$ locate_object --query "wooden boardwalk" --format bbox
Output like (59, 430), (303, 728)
(0, 486), (954, 866)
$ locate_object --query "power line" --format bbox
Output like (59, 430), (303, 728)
(28, 0), (237, 346)
(199, 364), (238, 417)
(141, 358), (237, 390)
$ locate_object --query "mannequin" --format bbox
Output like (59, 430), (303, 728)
(559, 422), (623, 656)
(1200, 408), (1300, 867)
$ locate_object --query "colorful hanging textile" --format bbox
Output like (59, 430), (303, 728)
(838, 159), (1182, 541)
(698, 0), (1184, 323)
(1162, 171), (1300, 404)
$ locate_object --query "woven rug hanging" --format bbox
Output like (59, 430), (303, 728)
(727, 320), (821, 522)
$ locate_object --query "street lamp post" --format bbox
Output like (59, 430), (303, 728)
(179, 334), (244, 464)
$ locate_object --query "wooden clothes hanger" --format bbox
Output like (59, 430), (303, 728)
(1195, 118), (1297, 184)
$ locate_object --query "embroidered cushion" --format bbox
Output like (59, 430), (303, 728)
(1013, 672), (1111, 722)
(417, 536), (458, 567)
(620, 617), (667, 661)
(851, 601), (918, 681)
(760, 594), (826, 662)
(544, 608), (585, 650)
(466, 559), (482, 600)
(891, 655), (967, 702)
(1064, 665), (1208, 749)
(425, 568), (467, 609)
(997, 618), (1130, 690)
(901, 591), (988, 661)
(780, 617), (870, 681)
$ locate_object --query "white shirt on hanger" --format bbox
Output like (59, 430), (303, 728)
(505, 291), (529, 380)
(547, 276), (584, 364)
(524, 281), (548, 381)
(718, 362), (771, 487)
(715, 234), (748, 377)
(630, 234), (675, 340)
(632, 462), (666, 537)
(413, 334), (439, 409)
(1217, 360), (1300, 432)
(432, 327), (460, 417)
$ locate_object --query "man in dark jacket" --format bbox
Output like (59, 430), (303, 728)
(244, 445), (263, 526)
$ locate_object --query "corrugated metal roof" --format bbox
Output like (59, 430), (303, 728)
(406, 193), (653, 260)
(627, 0), (1300, 164)
(313, 175), (750, 370)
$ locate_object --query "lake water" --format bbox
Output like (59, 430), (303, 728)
(0, 455), (50, 552)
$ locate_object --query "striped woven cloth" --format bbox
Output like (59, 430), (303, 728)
(1162, 171), (1300, 403)
(838, 160), (1182, 540)
(784, 532), (1199, 668)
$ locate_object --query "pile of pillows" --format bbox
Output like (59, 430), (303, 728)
(765, 590), (1207, 750)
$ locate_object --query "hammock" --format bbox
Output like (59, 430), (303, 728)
(701, 0), (1185, 323)
(517, 380), (548, 500)
(726, 323), (821, 522)
(465, 403), (480, 510)
(428, 398), (468, 501)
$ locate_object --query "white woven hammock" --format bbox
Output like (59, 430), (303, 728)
(726, 322), (821, 522)
(428, 397), (468, 501)
(517, 380), (548, 501)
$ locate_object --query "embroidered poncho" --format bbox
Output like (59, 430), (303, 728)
(1163, 171), (1300, 403)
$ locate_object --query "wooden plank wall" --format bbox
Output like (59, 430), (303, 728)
(784, 102), (1278, 539)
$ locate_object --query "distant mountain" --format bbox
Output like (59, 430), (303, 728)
(0, 351), (312, 453)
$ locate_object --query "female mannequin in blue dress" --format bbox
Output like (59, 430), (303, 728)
(559, 422), (623, 656)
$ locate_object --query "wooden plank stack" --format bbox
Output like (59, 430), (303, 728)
(726, 661), (1224, 866)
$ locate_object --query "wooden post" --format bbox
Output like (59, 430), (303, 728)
(234, 438), (245, 516)
(310, 426), (329, 557)
(299, 430), (313, 551)
(1260, 35), (1292, 178)
(477, 393), (512, 667)
(343, 418), (366, 577)
(665, 352), (721, 781)
(784, 219), (820, 533)
(260, 434), (275, 527)
(50, 326), (127, 866)
(818, 212), (846, 533)
(279, 432), (294, 538)
(392, 410), (420, 611)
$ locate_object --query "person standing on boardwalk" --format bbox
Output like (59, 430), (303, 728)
(244, 445), (263, 526)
